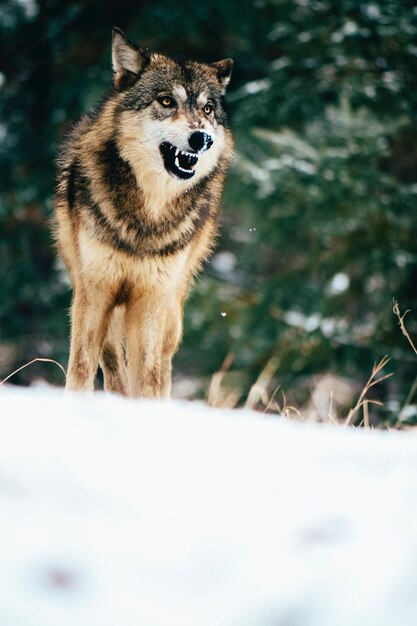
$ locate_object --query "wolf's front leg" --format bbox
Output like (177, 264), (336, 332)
(160, 303), (183, 398)
(66, 287), (113, 392)
(125, 293), (167, 398)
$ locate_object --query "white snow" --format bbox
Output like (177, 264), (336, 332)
(1, 386), (417, 626)
(327, 272), (350, 295)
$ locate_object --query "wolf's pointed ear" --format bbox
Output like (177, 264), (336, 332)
(112, 27), (150, 90)
(209, 58), (233, 94)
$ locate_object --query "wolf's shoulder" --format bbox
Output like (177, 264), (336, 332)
(57, 93), (114, 162)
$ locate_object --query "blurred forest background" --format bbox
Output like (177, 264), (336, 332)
(1, 0), (417, 424)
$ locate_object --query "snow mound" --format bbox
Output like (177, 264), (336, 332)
(1, 387), (417, 626)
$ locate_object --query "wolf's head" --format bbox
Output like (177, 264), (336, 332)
(111, 28), (233, 191)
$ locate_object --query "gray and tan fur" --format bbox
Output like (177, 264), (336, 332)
(54, 28), (234, 397)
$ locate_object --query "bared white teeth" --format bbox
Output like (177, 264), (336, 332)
(169, 144), (198, 161)
(160, 141), (198, 178)
(175, 156), (194, 173)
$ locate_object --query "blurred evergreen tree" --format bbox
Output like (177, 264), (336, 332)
(180, 0), (417, 420)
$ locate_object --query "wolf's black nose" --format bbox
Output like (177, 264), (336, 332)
(188, 131), (213, 153)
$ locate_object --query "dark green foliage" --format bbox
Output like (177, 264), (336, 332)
(1, 0), (417, 423)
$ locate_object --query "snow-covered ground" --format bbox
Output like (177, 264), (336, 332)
(1, 387), (417, 626)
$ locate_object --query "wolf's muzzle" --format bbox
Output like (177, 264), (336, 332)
(159, 132), (214, 181)
(188, 131), (214, 154)
(159, 142), (198, 180)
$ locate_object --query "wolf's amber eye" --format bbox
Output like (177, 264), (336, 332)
(158, 96), (176, 108)
(203, 103), (214, 115)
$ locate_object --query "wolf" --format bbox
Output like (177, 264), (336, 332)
(54, 27), (234, 398)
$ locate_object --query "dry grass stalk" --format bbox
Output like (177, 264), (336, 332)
(363, 400), (370, 429)
(208, 354), (286, 414)
(344, 355), (392, 427)
(275, 391), (302, 418)
(327, 390), (340, 425)
(207, 352), (238, 408)
(244, 356), (280, 410)
(263, 384), (281, 414)
(393, 300), (417, 356)
(0, 358), (67, 387)
(399, 375), (417, 422)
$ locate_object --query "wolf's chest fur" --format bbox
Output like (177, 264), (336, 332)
(54, 27), (233, 398)
(66, 135), (218, 263)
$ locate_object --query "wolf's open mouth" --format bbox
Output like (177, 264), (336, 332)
(159, 142), (199, 180)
